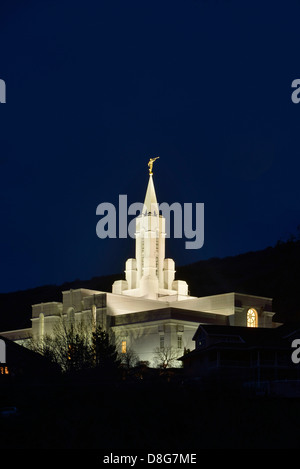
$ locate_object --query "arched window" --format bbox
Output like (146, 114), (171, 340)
(247, 308), (258, 328)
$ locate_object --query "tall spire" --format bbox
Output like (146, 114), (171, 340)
(112, 155), (189, 300)
(143, 174), (159, 216)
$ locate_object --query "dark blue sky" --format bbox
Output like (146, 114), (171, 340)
(1, 0), (300, 293)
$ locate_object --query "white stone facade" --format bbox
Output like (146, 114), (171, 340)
(23, 287), (277, 367)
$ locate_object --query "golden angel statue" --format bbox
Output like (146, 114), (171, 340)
(148, 157), (159, 175)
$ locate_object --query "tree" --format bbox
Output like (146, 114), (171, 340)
(120, 346), (140, 369)
(28, 318), (93, 372)
(28, 316), (121, 375)
(92, 326), (121, 374)
(153, 346), (182, 369)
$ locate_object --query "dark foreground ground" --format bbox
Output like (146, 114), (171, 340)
(1, 369), (300, 451)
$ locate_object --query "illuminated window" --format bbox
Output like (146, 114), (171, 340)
(121, 340), (127, 354)
(177, 336), (182, 349)
(247, 308), (258, 328)
(0, 366), (9, 375)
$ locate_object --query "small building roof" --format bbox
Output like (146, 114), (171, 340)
(193, 323), (283, 341)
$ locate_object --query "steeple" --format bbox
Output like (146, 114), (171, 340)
(135, 166), (163, 298)
(112, 157), (189, 300)
(143, 174), (159, 216)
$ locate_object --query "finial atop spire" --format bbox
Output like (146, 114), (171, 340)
(148, 157), (159, 175)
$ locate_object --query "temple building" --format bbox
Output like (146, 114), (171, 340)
(1, 159), (280, 366)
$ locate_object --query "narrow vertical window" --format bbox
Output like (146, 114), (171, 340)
(177, 335), (182, 349)
(122, 340), (127, 354)
(39, 313), (44, 338)
(156, 235), (159, 276)
(160, 335), (164, 350)
(141, 238), (144, 272)
(92, 304), (97, 332)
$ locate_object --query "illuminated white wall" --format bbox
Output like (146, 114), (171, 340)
(112, 320), (198, 367)
(27, 286), (278, 369)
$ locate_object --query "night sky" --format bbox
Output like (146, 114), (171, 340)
(1, 0), (300, 293)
